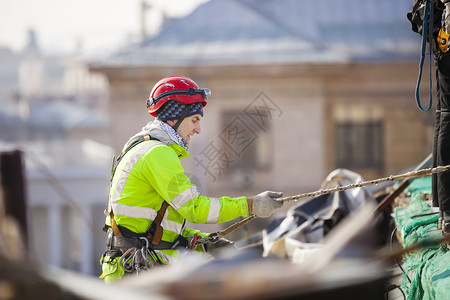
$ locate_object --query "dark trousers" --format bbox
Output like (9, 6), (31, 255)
(432, 51), (450, 215)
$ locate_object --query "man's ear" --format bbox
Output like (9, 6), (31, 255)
(166, 120), (176, 127)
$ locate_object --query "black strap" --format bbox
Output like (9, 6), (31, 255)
(172, 104), (193, 132)
(110, 135), (160, 183)
(112, 234), (188, 250)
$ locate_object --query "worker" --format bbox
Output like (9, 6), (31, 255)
(408, 0), (450, 233)
(434, 2), (450, 234)
(100, 75), (284, 283)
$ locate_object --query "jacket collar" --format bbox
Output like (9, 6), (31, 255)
(123, 119), (189, 158)
(168, 143), (189, 158)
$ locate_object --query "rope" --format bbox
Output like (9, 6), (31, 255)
(198, 164), (450, 244)
(414, 0), (434, 112)
(277, 164), (450, 202)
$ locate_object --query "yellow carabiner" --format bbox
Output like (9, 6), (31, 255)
(438, 28), (449, 53)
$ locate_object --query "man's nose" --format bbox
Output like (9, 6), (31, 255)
(194, 123), (201, 134)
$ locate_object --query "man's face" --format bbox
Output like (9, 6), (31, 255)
(167, 114), (202, 144)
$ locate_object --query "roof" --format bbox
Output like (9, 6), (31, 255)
(0, 99), (108, 143)
(27, 101), (107, 128)
(98, 0), (421, 66)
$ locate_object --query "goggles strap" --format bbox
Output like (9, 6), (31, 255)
(148, 88), (207, 107)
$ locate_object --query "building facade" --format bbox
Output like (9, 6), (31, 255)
(86, 0), (434, 269)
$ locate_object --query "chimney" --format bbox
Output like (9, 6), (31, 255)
(140, 0), (152, 42)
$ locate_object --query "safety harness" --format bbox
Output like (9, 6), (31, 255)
(103, 134), (189, 271)
(107, 201), (188, 251)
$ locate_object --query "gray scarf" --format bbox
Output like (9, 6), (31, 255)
(122, 119), (188, 153)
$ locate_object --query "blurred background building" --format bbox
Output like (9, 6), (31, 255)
(0, 0), (433, 277)
(0, 27), (110, 274)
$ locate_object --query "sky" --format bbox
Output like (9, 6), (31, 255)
(0, 0), (209, 57)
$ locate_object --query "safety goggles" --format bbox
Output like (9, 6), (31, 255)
(147, 88), (211, 107)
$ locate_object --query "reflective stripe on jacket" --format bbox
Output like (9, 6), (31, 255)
(106, 139), (249, 251)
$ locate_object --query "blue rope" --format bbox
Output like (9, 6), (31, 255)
(415, 0), (434, 112)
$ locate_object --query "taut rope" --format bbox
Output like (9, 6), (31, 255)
(277, 164), (450, 202)
(205, 164), (450, 242)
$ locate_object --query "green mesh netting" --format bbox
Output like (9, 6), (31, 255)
(393, 176), (450, 300)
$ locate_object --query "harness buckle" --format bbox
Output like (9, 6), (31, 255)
(106, 228), (114, 251)
(138, 236), (149, 250)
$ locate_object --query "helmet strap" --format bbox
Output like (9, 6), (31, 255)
(171, 104), (193, 132)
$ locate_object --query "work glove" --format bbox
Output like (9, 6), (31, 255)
(251, 191), (284, 218)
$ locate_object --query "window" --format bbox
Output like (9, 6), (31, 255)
(336, 121), (383, 169)
(333, 103), (384, 170)
(220, 110), (271, 173)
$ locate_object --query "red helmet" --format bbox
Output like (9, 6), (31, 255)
(146, 76), (210, 117)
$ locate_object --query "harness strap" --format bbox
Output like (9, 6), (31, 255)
(110, 211), (122, 237)
(107, 133), (163, 238)
(110, 134), (158, 184)
(108, 201), (187, 255)
(109, 200), (169, 242)
(106, 134), (180, 255)
(112, 234), (188, 251)
(147, 201), (169, 246)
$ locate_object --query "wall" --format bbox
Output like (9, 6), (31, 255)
(324, 62), (434, 180)
(94, 60), (434, 197)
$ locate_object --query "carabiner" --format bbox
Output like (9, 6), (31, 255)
(189, 234), (201, 251)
